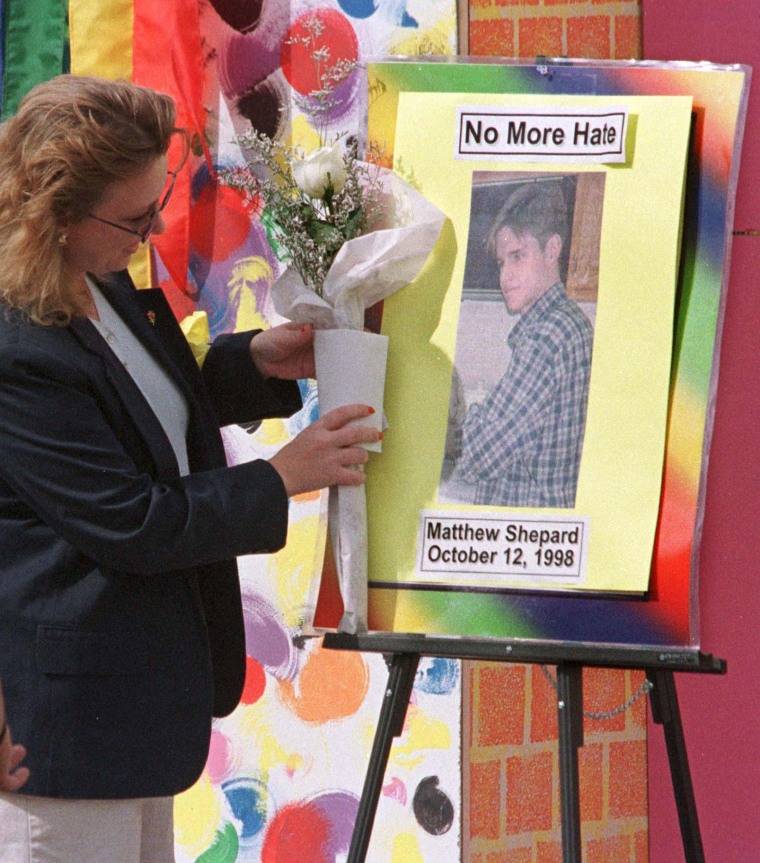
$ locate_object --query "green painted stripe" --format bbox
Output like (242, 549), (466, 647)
(2, 0), (68, 119)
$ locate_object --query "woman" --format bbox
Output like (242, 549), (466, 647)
(0, 75), (377, 861)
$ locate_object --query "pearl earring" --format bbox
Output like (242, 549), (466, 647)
(57, 233), (68, 246)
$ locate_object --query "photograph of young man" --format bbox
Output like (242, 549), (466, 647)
(454, 181), (594, 508)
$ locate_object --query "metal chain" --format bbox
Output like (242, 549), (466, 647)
(539, 665), (653, 721)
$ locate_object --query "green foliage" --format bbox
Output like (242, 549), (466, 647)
(222, 135), (383, 298)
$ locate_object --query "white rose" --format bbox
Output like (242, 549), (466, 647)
(292, 144), (348, 199)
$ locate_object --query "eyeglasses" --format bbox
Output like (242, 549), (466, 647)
(86, 171), (177, 244)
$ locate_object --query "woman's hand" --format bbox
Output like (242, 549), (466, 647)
(0, 726), (29, 792)
(0, 684), (29, 792)
(270, 404), (381, 497)
(249, 322), (315, 380)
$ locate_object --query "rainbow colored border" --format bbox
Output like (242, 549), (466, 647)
(361, 59), (749, 648)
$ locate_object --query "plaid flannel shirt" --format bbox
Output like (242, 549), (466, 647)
(458, 283), (593, 508)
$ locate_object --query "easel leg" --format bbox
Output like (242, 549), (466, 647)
(647, 669), (706, 863)
(556, 663), (584, 863)
(347, 652), (420, 863)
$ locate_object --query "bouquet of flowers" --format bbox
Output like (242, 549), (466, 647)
(223, 18), (445, 632)
(225, 132), (380, 301)
(224, 120), (443, 332)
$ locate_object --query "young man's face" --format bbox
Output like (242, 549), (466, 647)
(494, 226), (561, 315)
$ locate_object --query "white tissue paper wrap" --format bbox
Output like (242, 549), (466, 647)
(271, 170), (446, 331)
(271, 168), (446, 633)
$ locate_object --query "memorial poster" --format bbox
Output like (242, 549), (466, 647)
(369, 77), (691, 592)
(312, 60), (748, 646)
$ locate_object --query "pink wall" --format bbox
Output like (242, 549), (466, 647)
(642, 3), (760, 860)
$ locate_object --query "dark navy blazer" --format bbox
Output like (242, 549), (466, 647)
(0, 271), (301, 799)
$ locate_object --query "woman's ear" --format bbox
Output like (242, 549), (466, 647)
(56, 217), (71, 247)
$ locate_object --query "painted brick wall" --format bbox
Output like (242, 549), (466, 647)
(467, 664), (649, 862)
(469, 0), (642, 60)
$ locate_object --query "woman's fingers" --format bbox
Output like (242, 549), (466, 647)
(268, 403), (382, 498)
(249, 322), (315, 379)
(0, 741), (29, 792)
(332, 426), (381, 452)
(319, 402), (376, 430)
(319, 403), (381, 449)
(337, 444), (370, 468)
(332, 465), (368, 487)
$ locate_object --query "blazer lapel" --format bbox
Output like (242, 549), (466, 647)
(69, 306), (182, 478)
(77, 271), (226, 475)
(96, 275), (194, 398)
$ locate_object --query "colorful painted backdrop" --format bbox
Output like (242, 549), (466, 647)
(165, 6), (463, 862)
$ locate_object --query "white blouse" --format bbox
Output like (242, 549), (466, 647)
(88, 278), (190, 476)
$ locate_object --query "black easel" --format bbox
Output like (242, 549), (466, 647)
(323, 631), (725, 863)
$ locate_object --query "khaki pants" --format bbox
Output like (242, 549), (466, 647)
(0, 792), (174, 863)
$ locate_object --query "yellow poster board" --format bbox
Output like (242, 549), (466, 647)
(367, 91), (693, 595)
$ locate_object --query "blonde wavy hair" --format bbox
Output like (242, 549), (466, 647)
(0, 74), (184, 325)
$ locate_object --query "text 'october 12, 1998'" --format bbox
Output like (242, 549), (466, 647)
(416, 512), (590, 587)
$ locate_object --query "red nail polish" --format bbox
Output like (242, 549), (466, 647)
(367, 406), (376, 415)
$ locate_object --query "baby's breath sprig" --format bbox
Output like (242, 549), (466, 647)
(285, 15), (356, 147)
(221, 13), (384, 299)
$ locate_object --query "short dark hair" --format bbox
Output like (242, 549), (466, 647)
(486, 181), (569, 256)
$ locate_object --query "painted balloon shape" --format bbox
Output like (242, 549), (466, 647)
(412, 776), (454, 835)
(209, 0), (263, 33)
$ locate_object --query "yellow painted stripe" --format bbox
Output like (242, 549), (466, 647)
(68, 0), (151, 288)
(68, 0), (132, 78)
